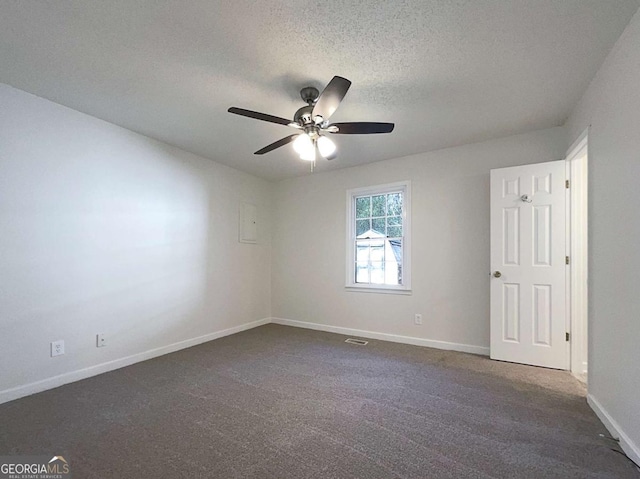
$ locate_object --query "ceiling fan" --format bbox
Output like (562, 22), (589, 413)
(228, 76), (394, 166)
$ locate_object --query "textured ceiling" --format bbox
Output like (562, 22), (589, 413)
(1, 1), (638, 180)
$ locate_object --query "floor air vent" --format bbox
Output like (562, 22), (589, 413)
(345, 338), (368, 346)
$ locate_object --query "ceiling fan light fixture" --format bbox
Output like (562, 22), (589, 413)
(299, 144), (316, 162)
(317, 135), (336, 158)
(292, 134), (313, 155)
(318, 136), (336, 158)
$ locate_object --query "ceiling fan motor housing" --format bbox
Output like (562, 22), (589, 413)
(293, 104), (314, 126)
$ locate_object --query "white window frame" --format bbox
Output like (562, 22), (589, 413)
(346, 181), (411, 294)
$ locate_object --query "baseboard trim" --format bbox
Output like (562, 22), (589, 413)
(587, 393), (640, 468)
(0, 317), (491, 405)
(0, 317), (271, 405)
(271, 317), (490, 356)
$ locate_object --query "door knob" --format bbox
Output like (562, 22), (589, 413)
(493, 271), (502, 278)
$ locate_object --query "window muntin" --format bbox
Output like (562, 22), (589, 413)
(346, 182), (410, 292)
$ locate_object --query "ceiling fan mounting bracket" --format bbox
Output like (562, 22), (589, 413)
(300, 86), (319, 105)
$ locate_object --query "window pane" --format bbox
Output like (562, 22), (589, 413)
(369, 262), (385, 284)
(371, 218), (385, 234)
(355, 197), (370, 219)
(387, 215), (402, 227)
(385, 261), (402, 285)
(387, 226), (402, 238)
(388, 238), (402, 261)
(356, 219), (370, 236)
(355, 262), (369, 283)
(372, 195), (386, 217)
(370, 243), (385, 262)
(387, 193), (402, 216)
(355, 243), (370, 262)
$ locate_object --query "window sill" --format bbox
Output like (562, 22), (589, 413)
(345, 286), (412, 295)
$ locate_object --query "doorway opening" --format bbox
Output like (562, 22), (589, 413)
(489, 136), (589, 375)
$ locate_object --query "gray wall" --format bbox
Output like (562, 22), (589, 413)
(0, 85), (272, 398)
(566, 10), (640, 453)
(272, 127), (566, 351)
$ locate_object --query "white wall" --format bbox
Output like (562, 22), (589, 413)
(272, 127), (566, 352)
(0, 84), (271, 400)
(565, 11), (640, 458)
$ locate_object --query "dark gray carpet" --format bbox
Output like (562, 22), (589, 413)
(0, 324), (637, 478)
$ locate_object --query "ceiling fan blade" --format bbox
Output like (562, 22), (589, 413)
(312, 76), (352, 122)
(254, 134), (300, 155)
(328, 122), (395, 134)
(228, 107), (292, 126)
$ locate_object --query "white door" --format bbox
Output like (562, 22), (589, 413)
(490, 160), (568, 369)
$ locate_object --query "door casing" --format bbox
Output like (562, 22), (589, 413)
(566, 130), (589, 382)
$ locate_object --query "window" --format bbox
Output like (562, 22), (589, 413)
(346, 181), (411, 293)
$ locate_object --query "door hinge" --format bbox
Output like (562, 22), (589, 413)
(566, 332), (570, 342)
(565, 256), (570, 265)
(566, 179), (570, 189)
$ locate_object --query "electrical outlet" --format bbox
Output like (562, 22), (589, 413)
(51, 340), (65, 357)
(414, 314), (423, 325)
(96, 333), (107, 348)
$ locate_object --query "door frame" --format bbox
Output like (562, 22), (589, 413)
(566, 128), (589, 382)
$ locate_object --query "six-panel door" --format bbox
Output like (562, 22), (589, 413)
(490, 160), (568, 369)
